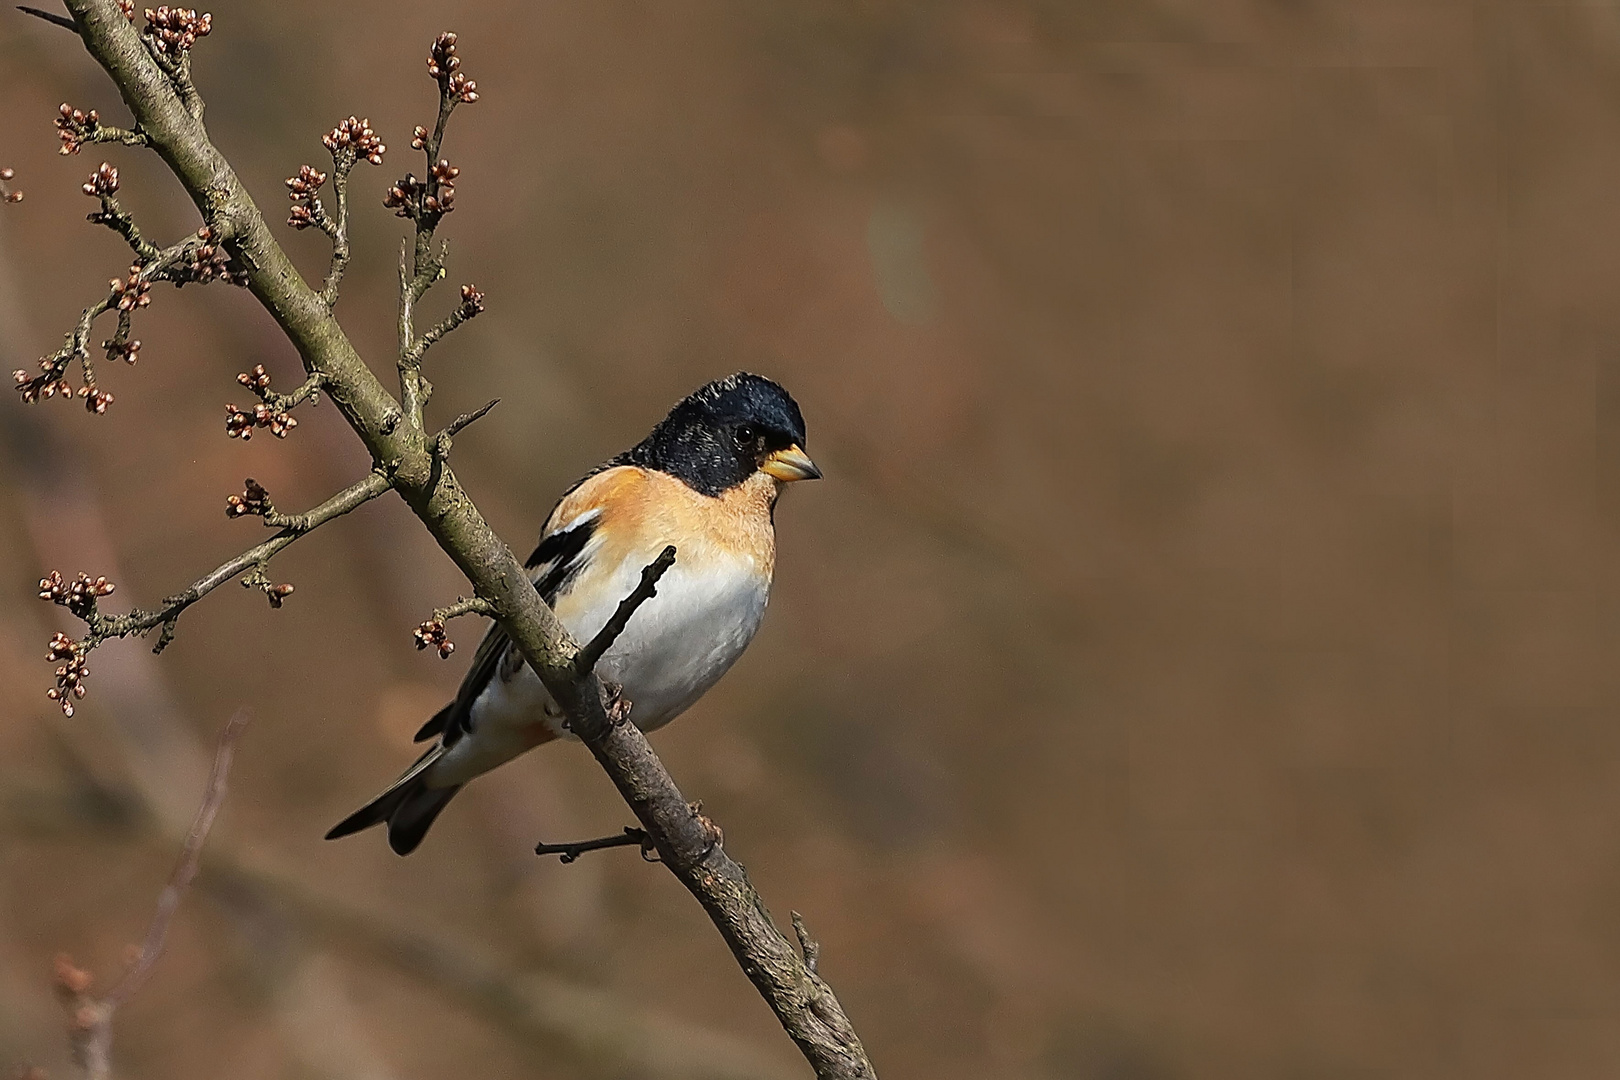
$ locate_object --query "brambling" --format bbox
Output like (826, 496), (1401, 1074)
(327, 373), (821, 854)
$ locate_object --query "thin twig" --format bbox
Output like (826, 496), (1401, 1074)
(433, 595), (495, 621)
(87, 189), (161, 263)
(58, 709), (250, 1080)
(405, 283), (484, 368)
(431, 396), (498, 459)
(575, 546), (676, 674)
(534, 826), (656, 863)
(395, 37), (473, 426)
(18, 4), (75, 30)
(320, 164), (350, 306)
(105, 709), (249, 1006)
(263, 372), (324, 413)
(15, 225), (222, 406)
(54, 472), (388, 687)
(413, 593), (494, 657)
(443, 397), (498, 438)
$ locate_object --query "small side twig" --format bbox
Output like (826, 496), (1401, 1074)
(791, 912), (821, 975)
(534, 826), (656, 864)
(55, 102), (146, 155)
(432, 595), (496, 622)
(574, 546), (677, 675)
(54, 709), (249, 1080)
(19, 4), (76, 30)
(34, 471), (388, 714)
(394, 32), (478, 428)
(139, 6), (210, 121)
(285, 117), (384, 305)
(405, 283), (484, 367)
(413, 593), (495, 658)
(81, 162), (158, 261)
(430, 395), (498, 460)
(225, 365), (323, 439)
(15, 215), (238, 412)
(443, 396), (498, 439)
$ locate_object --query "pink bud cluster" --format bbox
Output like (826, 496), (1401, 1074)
(428, 32), (478, 103)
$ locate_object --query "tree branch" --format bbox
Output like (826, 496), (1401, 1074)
(35, 471), (387, 715)
(55, 101), (148, 155)
(534, 826), (656, 863)
(105, 469), (385, 636)
(14, 194), (241, 411)
(82, 162), (159, 261)
(46, 6), (877, 1076)
(575, 545), (677, 675)
(19, 4), (76, 31)
(54, 709), (249, 1080)
(414, 593), (495, 657)
(106, 709), (249, 1007)
(404, 282), (484, 368)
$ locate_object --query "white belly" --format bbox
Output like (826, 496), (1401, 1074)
(585, 555), (770, 728)
(436, 555), (768, 785)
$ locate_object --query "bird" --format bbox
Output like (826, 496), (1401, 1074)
(326, 372), (821, 855)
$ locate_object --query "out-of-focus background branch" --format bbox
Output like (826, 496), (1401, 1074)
(5, 2), (1620, 1078)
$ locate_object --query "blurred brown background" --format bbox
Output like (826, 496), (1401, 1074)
(2, 1), (1619, 1077)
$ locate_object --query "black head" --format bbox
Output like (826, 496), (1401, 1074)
(622, 373), (820, 496)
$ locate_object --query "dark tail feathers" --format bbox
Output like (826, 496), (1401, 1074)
(413, 702), (452, 743)
(325, 749), (461, 855)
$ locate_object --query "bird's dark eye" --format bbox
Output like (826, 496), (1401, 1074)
(733, 424), (756, 449)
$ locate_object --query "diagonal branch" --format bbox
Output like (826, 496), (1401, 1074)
(82, 162), (159, 261)
(15, 212), (241, 411)
(93, 469), (388, 648)
(19, 4), (76, 30)
(55, 709), (249, 1080)
(575, 545), (677, 675)
(53, 6), (877, 1077)
(36, 472), (389, 716)
(104, 709), (250, 1008)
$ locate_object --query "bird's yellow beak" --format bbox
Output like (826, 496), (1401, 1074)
(761, 444), (822, 482)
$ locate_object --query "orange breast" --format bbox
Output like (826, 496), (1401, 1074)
(548, 465), (777, 578)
